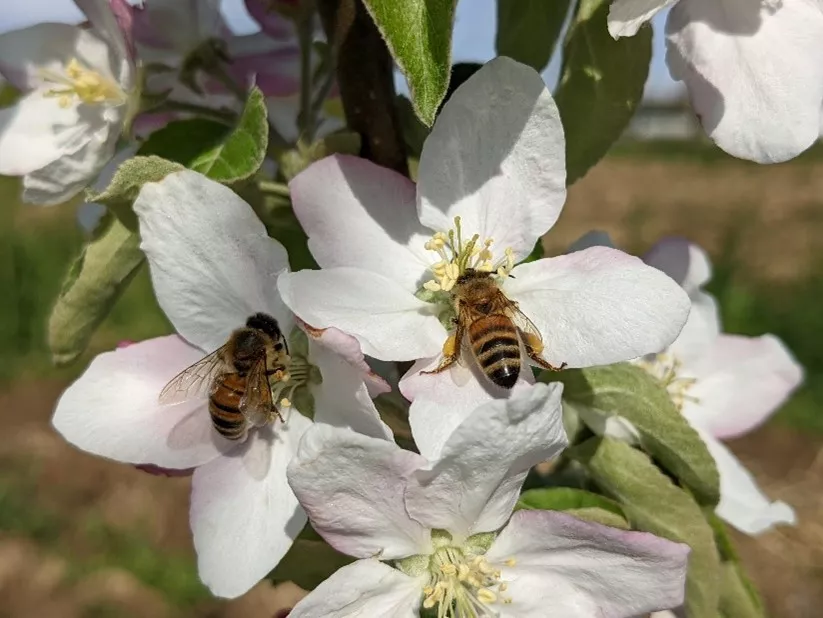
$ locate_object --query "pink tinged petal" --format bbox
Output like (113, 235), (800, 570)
(0, 23), (111, 90)
(22, 121), (119, 206)
(290, 155), (431, 291)
(505, 247), (691, 368)
(288, 559), (422, 618)
(276, 268), (446, 362)
(680, 334), (804, 439)
(416, 57), (567, 261)
(0, 92), (90, 176)
(75, 0), (134, 83)
(608, 0), (678, 38)
(486, 510), (690, 617)
(134, 170), (293, 354)
(244, 0), (298, 39)
(401, 355), (536, 461)
(287, 425), (431, 559)
(52, 336), (229, 469)
(130, 0), (225, 56)
(306, 323), (391, 396)
(696, 429), (796, 535)
(307, 333), (393, 441)
(223, 33), (301, 98)
(666, 0), (823, 163)
(191, 412), (312, 598)
(405, 383), (567, 540)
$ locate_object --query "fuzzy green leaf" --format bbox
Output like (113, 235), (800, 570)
(496, 0), (572, 72)
(269, 522), (354, 590)
(555, 0), (652, 184)
(719, 562), (766, 618)
(137, 118), (231, 166)
(517, 487), (629, 529)
(571, 438), (721, 618)
(47, 214), (144, 365)
(361, 0), (457, 126)
(188, 86), (268, 183)
(549, 363), (720, 507)
(85, 156), (185, 231)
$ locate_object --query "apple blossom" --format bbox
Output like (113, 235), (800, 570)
(0, 0), (138, 205)
(608, 0), (823, 163)
(286, 383), (690, 617)
(276, 57), (691, 458)
(52, 170), (391, 598)
(635, 237), (803, 534)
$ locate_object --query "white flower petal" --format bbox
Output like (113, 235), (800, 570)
(405, 383), (567, 540)
(608, 0), (678, 38)
(52, 336), (229, 469)
(190, 413), (312, 598)
(417, 57), (566, 261)
(287, 425), (431, 559)
(505, 247), (691, 367)
(697, 428), (796, 535)
(135, 170), (292, 353)
(486, 510), (689, 617)
(307, 323), (391, 396)
(0, 91), (92, 177)
(0, 23), (112, 90)
(400, 355), (536, 461)
(76, 0), (133, 82)
(307, 330), (393, 441)
(277, 268), (446, 361)
(666, 0), (823, 163)
(290, 155), (431, 290)
(682, 334), (803, 439)
(643, 238), (721, 361)
(22, 121), (118, 205)
(288, 559), (421, 618)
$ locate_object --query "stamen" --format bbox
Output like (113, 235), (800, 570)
(40, 58), (126, 107)
(635, 352), (699, 410)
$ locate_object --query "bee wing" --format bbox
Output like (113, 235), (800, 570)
(507, 302), (544, 351)
(158, 347), (227, 405)
(239, 356), (274, 427)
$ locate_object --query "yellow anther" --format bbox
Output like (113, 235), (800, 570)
(499, 582), (508, 592)
(457, 563), (470, 581)
(423, 280), (442, 292)
(279, 398), (292, 408)
(440, 563), (457, 576)
(505, 558), (517, 567)
(477, 588), (497, 604)
(42, 58), (125, 107)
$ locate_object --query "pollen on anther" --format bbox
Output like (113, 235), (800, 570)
(477, 588), (497, 604)
(279, 398), (292, 408)
(505, 558), (517, 567)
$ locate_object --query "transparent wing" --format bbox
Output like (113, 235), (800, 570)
(239, 356), (274, 427)
(158, 347), (227, 405)
(507, 302), (544, 351)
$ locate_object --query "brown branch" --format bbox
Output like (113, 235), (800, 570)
(317, 0), (409, 177)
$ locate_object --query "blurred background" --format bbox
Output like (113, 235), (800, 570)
(1, 1), (821, 617)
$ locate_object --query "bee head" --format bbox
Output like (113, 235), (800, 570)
(245, 312), (282, 339)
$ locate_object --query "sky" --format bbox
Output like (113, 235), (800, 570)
(0, 0), (683, 101)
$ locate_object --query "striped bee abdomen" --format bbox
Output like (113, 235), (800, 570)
(208, 372), (249, 440)
(468, 315), (521, 389)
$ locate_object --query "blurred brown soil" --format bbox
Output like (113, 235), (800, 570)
(548, 159), (823, 281)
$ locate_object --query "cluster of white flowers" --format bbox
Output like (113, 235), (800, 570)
(0, 0), (333, 206)
(1, 1), (807, 616)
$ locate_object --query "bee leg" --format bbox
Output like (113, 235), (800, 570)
(519, 329), (567, 372)
(421, 323), (463, 376)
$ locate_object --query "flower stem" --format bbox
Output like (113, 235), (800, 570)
(297, 14), (316, 141)
(316, 0), (408, 176)
(258, 180), (292, 198)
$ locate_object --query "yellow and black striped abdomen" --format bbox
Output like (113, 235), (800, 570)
(208, 373), (249, 440)
(468, 315), (521, 389)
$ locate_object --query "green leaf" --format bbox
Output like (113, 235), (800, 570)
(47, 214), (145, 366)
(549, 363), (720, 507)
(708, 514), (766, 615)
(85, 156), (185, 231)
(555, 0), (652, 184)
(571, 438), (721, 618)
(361, 0), (457, 126)
(137, 118), (231, 166)
(189, 86), (269, 183)
(517, 487), (629, 529)
(269, 522), (354, 590)
(521, 239), (545, 264)
(396, 95), (430, 158)
(496, 0), (572, 72)
(719, 562), (766, 618)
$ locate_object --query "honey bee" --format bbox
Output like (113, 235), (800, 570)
(424, 269), (566, 389)
(159, 312), (290, 441)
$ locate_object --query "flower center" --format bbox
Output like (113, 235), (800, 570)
(271, 328), (322, 419)
(636, 352), (699, 411)
(41, 58), (126, 108)
(421, 540), (512, 617)
(422, 216), (514, 293)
